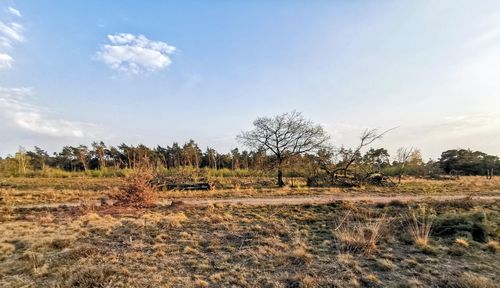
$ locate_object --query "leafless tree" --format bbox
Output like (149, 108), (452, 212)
(342, 129), (391, 177)
(317, 128), (393, 179)
(395, 147), (414, 183)
(237, 111), (330, 187)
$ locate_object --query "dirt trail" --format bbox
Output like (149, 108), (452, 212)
(6, 194), (500, 209)
(174, 194), (500, 206)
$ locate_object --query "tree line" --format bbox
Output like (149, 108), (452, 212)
(0, 141), (269, 175)
(0, 112), (498, 183)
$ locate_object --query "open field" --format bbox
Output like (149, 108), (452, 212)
(1, 176), (500, 207)
(1, 176), (500, 287)
(3, 1), (500, 287)
(1, 197), (500, 287)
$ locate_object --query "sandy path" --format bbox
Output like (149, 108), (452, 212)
(6, 194), (500, 209)
(171, 194), (500, 207)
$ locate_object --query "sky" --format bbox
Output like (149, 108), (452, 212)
(1, 1), (500, 160)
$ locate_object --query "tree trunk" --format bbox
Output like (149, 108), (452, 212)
(277, 169), (285, 187)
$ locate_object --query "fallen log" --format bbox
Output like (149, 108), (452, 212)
(162, 182), (212, 191)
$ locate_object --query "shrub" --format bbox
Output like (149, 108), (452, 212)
(433, 212), (493, 243)
(112, 164), (158, 207)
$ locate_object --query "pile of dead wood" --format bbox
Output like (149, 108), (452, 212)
(153, 174), (214, 191)
(163, 182), (213, 191)
(307, 172), (395, 188)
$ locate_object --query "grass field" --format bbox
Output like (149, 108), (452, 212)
(1, 176), (500, 207)
(1, 177), (499, 287)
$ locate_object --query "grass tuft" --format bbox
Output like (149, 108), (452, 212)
(335, 211), (386, 255)
(405, 205), (434, 248)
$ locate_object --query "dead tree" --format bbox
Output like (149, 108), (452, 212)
(312, 128), (392, 186)
(238, 111), (330, 187)
(395, 147), (413, 183)
(335, 128), (393, 178)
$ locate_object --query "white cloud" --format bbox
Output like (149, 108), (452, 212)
(0, 87), (95, 138)
(96, 33), (176, 74)
(0, 21), (24, 43)
(0, 7), (24, 70)
(7, 7), (21, 17)
(0, 53), (13, 69)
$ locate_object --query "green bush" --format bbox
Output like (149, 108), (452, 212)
(433, 212), (497, 243)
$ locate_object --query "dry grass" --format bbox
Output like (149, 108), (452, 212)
(442, 272), (497, 288)
(1, 178), (500, 287)
(1, 203), (499, 287)
(334, 211), (387, 254)
(405, 205), (434, 248)
(2, 176), (500, 207)
(455, 237), (469, 248)
(486, 240), (499, 253)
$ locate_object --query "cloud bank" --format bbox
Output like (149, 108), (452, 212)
(0, 87), (95, 138)
(96, 33), (176, 74)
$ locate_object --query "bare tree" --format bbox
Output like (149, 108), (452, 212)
(313, 128), (392, 186)
(238, 111), (329, 187)
(395, 147), (414, 183)
(341, 129), (394, 177)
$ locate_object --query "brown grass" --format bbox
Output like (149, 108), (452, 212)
(405, 205), (434, 248)
(1, 177), (500, 287)
(335, 211), (387, 254)
(2, 176), (500, 207)
(442, 272), (497, 288)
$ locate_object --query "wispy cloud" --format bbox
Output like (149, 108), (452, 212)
(0, 21), (24, 43)
(0, 87), (96, 138)
(0, 53), (13, 69)
(6, 7), (21, 17)
(0, 6), (24, 70)
(96, 33), (176, 75)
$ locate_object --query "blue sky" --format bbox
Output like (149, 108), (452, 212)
(1, 1), (499, 159)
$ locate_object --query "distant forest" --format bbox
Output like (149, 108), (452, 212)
(1, 112), (498, 180)
(0, 141), (497, 178)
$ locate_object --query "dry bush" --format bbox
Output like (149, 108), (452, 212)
(405, 205), (435, 247)
(334, 211), (387, 254)
(112, 163), (158, 207)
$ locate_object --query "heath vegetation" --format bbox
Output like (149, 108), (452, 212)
(1, 111), (499, 287)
